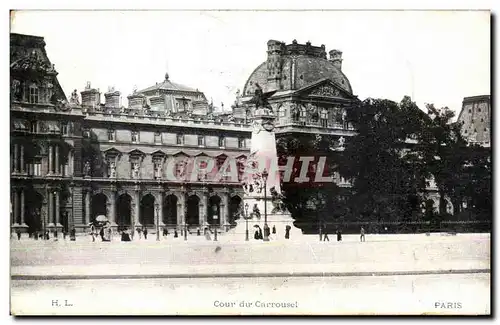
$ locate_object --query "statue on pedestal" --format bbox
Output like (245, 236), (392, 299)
(70, 89), (80, 105)
(83, 161), (91, 176)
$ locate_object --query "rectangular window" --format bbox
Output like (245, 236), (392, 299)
(238, 138), (245, 148)
(154, 132), (162, 144)
(176, 134), (184, 145)
(29, 86), (39, 104)
(198, 135), (205, 146)
(131, 131), (139, 143)
(33, 160), (42, 176)
(30, 121), (37, 133)
(218, 137), (225, 147)
(61, 122), (69, 135)
(108, 130), (115, 141)
(321, 119), (328, 128)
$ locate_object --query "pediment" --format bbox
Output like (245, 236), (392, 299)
(103, 147), (122, 157)
(151, 150), (167, 157)
(296, 78), (355, 100)
(128, 149), (146, 157)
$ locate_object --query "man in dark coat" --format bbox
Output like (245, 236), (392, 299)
(143, 227), (148, 240)
(323, 224), (330, 242)
(70, 228), (76, 241)
(336, 229), (342, 242)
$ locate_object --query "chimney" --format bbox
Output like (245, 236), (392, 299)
(127, 86), (145, 110)
(104, 86), (121, 108)
(80, 82), (101, 108)
(329, 49), (343, 70)
(266, 40), (285, 91)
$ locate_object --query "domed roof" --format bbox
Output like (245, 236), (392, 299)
(242, 41), (353, 97)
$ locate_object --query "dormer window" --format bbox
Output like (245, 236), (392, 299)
(29, 84), (39, 104)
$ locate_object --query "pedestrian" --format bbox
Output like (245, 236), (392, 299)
(70, 227), (76, 241)
(360, 226), (365, 242)
(197, 228), (201, 236)
(137, 227), (142, 239)
(143, 227), (148, 240)
(163, 227), (168, 237)
(16, 230), (21, 240)
(336, 229), (342, 242)
(323, 224), (330, 242)
(174, 229), (178, 238)
(264, 224), (270, 238)
(107, 227), (112, 241)
(63, 230), (67, 240)
(258, 227), (263, 240)
(45, 231), (50, 240)
(99, 227), (105, 241)
(285, 225), (291, 239)
(272, 225), (276, 234)
(54, 230), (58, 241)
(205, 227), (211, 241)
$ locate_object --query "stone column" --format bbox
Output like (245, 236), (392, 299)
(55, 191), (61, 227)
(85, 191), (91, 224)
(20, 145), (24, 173)
(48, 145), (53, 174)
(158, 193), (164, 226)
(134, 191), (140, 226)
(13, 144), (18, 173)
(69, 151), (73, 176)
(47, 191), (54, 227)
(109, 191), (116, 226)
(222, 192), (229, 232)
(13, 190), (19, 225)
(55, 145), (60, 175)
(20, 189), (25, 225)
(177, 192), (184, 229)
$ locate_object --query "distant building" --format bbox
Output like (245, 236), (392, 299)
(457, 95), (491, 147)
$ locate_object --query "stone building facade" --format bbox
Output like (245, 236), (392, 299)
(10, 33), (250, 235)
(457, 95), (491, 147)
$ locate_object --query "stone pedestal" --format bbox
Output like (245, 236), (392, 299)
(228, 109), (303, 240)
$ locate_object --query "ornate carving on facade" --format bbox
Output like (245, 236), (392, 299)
(310, 85), (340, 97)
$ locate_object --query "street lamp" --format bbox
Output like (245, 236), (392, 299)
(155, 203), (160, 241)
(262, 168), (269, 241)
(244, 202), (249, 241)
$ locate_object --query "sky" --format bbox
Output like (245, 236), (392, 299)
(10, 10), (490, 116)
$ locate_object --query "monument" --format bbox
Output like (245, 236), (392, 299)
(228, 86), (303, 241)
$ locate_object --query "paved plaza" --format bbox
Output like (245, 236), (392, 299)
(11, 233), (490, 277)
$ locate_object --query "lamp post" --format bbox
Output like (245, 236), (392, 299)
(184, 189), (188, 241)
(213, 204), (218, 242)
(244, 202), (249, 241)
(155, 203), (160, 241)
(262, 168), (269, 241)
